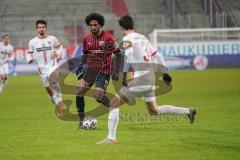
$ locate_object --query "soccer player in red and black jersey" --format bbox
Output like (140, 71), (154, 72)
(76, 13), (119, 128)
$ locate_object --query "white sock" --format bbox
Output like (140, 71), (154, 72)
(51, 82), (62, 99)
(157, 105), (190, 115)
(0, 81), (3, 92)
(52, 94), (62, 105)
(50, 82), (62, 105)
(48, 95), (54, 103)
(107, 108), (119, 140)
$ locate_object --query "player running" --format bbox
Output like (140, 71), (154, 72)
(96, 15), (197, 144)
(0, 35), (14, 95)
(75, 13), (119, 128)
(27, 20), (66, 115)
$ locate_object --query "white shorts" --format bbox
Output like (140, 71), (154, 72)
(120, 85), (156, 103)
(119, 71), (156, 103)
(0, 64), (9, 75)
(38, 63), (59, 87)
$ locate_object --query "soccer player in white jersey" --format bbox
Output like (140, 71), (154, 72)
(27, 20), (66, 115)
(0, 35), (14, 95)
(96, 15), (197, 144)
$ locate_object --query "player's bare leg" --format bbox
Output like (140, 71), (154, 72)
(49, 72), (68, 117)
(44, 86), (62, 117)
(145, 100), (197, 123)
(77, 79), (90, 96)
(94, 87), (110, 107)
(45, 86), (53, 97)
(0, 74), (8, 95)
(96, 93), (125, 144)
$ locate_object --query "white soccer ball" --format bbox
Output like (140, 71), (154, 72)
(82, 116), (97, 130)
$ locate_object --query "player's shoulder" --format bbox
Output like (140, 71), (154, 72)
(29, 36), (38, 43)
(126, 32), (148, 42)
(103, 31), (115, 39)
(83, 33), (92, 40)
(8, 43), (14, 49)
(103, 31), (116, 41)
(123, 33), (135, 41)
(47, 35), (57, 40)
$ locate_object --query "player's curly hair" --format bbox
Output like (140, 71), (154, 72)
(85, 13), (105, 27)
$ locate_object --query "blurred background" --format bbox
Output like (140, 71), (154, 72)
(0, 0), (240, 74)
(1, 1), (240, 159)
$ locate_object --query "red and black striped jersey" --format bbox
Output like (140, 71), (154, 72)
(82, 31), (117, 75)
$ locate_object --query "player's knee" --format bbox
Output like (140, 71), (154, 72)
(109, 98), (119, 108)
(49, 71), (57, 79)
(50, 80), (57, 87)
(76, 86), (86, 96)
(93, 91), (104, 101)
(3, 76), (7, 81)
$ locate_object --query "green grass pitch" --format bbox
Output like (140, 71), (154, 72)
(0, 69), (240, 160)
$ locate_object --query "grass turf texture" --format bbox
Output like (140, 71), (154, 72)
(0, 69), (240, 160)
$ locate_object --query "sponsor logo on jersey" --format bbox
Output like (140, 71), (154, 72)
(99, 41), (105, 47)
(36, 46), (52, 52)
(119, 40), (133, 50)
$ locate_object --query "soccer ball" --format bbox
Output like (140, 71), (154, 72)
(82, 116), (97, 130)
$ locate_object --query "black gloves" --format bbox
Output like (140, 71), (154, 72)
(162, 73), (172, 85)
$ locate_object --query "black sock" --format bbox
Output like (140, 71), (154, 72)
(76, 96), (85, 122)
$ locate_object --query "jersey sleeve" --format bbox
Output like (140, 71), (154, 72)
(122, 37), (134, 72)
(9, 45), (14, 53)
(122, 36), (134, 52)
(147, 40), (157, 56)
(82, 37), (87, 53)
(8, 45), (15, 61)
(52, 36), (63, 59)
(107, 34), (119, 53)
(147, 40), (166, 66)
(27, 40), (34, 62)
(28, 40), (34, 54)
(52, 36), (61, 49)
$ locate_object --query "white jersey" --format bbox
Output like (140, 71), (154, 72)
(122, 32), (166, 78)
(0, 42), (14, 65)
(27, 35), (61, 71)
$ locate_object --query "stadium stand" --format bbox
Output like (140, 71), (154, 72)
(217, 0), (240, 27)
(107, 0), (128, 17)
(0, 0), (240, 46)
(175, 0), (209, 28)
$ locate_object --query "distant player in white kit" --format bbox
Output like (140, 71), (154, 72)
(27, 20), (66, 115)
(96, 15), (197, 144)
(0, 35), (14, 95)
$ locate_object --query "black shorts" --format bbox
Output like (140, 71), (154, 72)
(83, 69), (110, 91)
